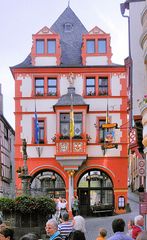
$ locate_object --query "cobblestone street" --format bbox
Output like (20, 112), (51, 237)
(85, 188), (139, 240)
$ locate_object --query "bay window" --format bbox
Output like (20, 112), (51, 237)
(60, 113), (82, 137)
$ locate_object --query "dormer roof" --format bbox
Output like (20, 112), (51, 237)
(54, 87), (89, 109)
(51, 7), (88, 66)
(88, 26), (106, 35)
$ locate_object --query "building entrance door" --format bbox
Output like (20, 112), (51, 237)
(77, 169), (114, 216)
(78, 189), (90, 216)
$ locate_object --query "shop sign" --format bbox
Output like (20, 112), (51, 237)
(138, 159), (146, 176)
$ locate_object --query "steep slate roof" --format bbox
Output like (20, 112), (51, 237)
(11, 6), (123, 69)
(12, 6), (88, 68)
(54, 87), (88, 108)
(51, 6), (88, 66)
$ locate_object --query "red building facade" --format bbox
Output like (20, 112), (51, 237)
(11, 6), (128, 215)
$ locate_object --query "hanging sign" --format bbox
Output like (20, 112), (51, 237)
(101, 123), (118, 149)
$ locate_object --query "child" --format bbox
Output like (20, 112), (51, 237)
(96, 228), (107, 240)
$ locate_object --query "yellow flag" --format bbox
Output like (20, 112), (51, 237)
(70, 109), (74, 138)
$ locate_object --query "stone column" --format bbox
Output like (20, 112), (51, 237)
(67, 170), (75, 212)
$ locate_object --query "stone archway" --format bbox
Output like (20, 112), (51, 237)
(30, 169), (66, 198)
(77, 169), (114, 216)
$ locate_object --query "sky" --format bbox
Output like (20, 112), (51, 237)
(0, 0), (128, 129)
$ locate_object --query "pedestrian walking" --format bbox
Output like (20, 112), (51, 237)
(53, 197), (62, 223)
(127, 219), (134, 237)
(45, 218), (63, 240)
(96, 228), (107, 240)
(0, 227), (15, 240)
(132, 215), (144, 239)
(68, 230), (86, 240)
(108, 218), (133, 240)
(68, 215), (86, 240)
(58, 212), (73, 239)
(60, 198), (68, 219)
(71, 196), (74, 216)
(138, 185), (144, 193)
(72, 196), (79, 216)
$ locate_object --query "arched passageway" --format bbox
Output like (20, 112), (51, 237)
(77, 169), (114, 216)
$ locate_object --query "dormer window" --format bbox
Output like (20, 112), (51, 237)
(86, 40), (95, 53)
(47, 40), (56, 54)
(64, 23), (73, 32)
(36, 40), (45, 54)
(98, 39), (106, 53)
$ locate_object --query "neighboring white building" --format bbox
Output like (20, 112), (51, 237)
(121, 0), (146, 191)
(0, 84), (15, 197)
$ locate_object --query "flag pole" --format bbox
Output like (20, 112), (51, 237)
(34, 100), (40, 157)
(70, 93), (74, 152)
(106, 98), (109, 124)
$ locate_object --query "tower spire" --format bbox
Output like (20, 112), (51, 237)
(68, 0), (70, 7)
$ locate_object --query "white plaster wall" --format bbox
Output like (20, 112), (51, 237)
(27, 146), (56, 158)
(87, 145), (122, 157)
(21, 114), (32, 142)
(21, 99), (57, 113)
(84, 98), (121, 112)
(111, 74), (121, 96)
(130, 2), (147, 116)
(86, 112), (122, 144)
(17, 75), (32, 97)
(47, 114), (56, 144)
(74, 75), (83, 95)
(21, 113), (56, 143)
(86, 56), (108, 65)
(34, 56), (57, 66)
(86, 114), (97, 142)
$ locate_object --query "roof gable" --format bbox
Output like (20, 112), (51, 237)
(36, 26), (55, 35)
(88, 26), (106, 35)
(51, 6), (88, 65)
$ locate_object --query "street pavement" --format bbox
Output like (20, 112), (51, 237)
(85, 188), (139, 240)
